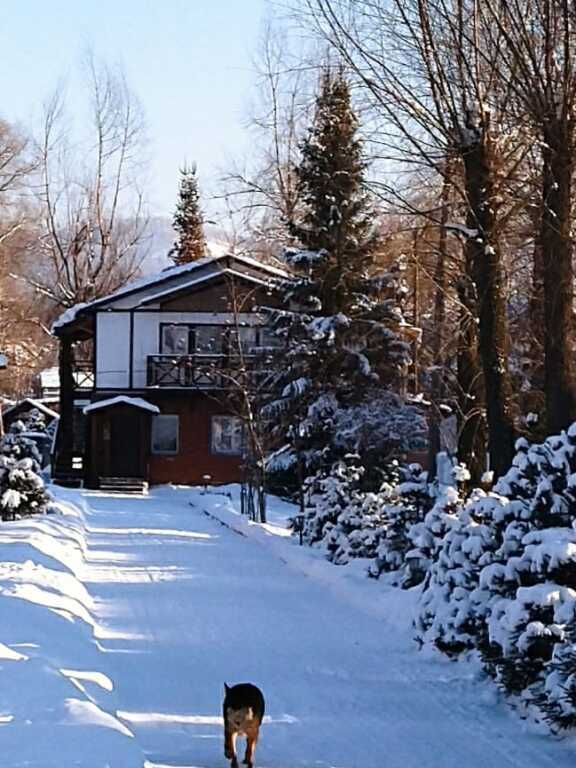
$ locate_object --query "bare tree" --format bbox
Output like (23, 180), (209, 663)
(31, 55), (149, 309)
(219, 20), (313, 260)
(0, 120), (53, 399)
(481, 0), (576, 435)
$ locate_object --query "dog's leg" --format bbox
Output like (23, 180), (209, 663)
(243, 728), (259, 768)
(230, 731), (239, 768)
(224, 727), (235, 760)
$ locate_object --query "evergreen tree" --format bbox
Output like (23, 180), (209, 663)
(266, 68), (409, 477)
(0, 422), (50, 521)
(170, 164), (207, 265)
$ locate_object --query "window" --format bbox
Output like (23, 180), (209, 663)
(195, 325), (225, 354)
(258, 326), (282, 349)
(211, 415), (243, 455)
(161, 324), (193, 355)
(151, 414), (179, 455)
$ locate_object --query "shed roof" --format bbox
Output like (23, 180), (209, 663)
(83, 396), (160, 415)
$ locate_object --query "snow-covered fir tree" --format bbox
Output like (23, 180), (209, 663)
(297, 454), (390, 564)
(298, 455), (364, 548)
(170, 164), (207, 265)
(368, 462), (433, 586)
(266, 67), (410, 480)
(0, 421), (50, 521)
(415, 427), (576, 726)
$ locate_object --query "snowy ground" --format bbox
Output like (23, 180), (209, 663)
(1, 484), (576, 767)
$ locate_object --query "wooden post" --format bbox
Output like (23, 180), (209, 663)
(58, 334), (76, 462)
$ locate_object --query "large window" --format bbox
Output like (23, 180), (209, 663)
(195, 325), (225, 354)
(161, 324), (193, 355)
(151, 414), (179, 455)
(211, 415), (243, 455)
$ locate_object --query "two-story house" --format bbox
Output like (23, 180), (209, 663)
(51, 253), (286, 491)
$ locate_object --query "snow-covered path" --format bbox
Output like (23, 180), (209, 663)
(78, 486), (575, 768)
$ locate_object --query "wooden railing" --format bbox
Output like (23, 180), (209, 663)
(146, 353), (273, 389)
(73, 361), (94, 390)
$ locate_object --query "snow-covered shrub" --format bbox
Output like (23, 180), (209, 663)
(416, 426), (576, 726)
(296, 455), (393, 565)
(298, 456), (364, 547)
(407, 455), (469, 589)
(0, 424), (50, 521)
(414, 488), (502, 655)
(368, 463), (432, 585)
(324, 488), (389, 565)
(1, 420), (44, 467)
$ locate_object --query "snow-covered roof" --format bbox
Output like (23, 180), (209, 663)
(52, 253), (290, 333)
(51, 303), (90, 332)
(3, 398), (59, 421)
(83, 396), (160, 415)
(137, 267), (279, 307)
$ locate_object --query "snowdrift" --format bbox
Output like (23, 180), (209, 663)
(0, 490), (144, 768)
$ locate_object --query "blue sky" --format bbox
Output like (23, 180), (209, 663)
(0, 0), (268, 216)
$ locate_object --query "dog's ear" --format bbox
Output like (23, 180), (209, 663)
(224, 682), (230, 694)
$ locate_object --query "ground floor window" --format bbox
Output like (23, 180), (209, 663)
(211, 415), (243, 455)
(152, 414), (179, 454)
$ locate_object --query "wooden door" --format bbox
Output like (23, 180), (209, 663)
(109, 410), (145, 478)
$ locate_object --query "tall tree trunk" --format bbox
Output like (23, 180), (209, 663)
(428, 172), (450, 480)
(412, 227), (421, 396)
(462, 136), (516, 477)
(456, 278), (486, 484)
(540, 129), (576, 434)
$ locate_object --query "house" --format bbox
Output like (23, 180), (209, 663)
(38, 367), (60, 401)
(38, 365), (94, 406)
(51, 253), (286, 491)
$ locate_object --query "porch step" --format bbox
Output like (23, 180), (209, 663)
(98, 477), (148, 494)
(52, 475), (84, 489)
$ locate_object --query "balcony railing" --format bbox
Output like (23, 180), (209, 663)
(146, 353), (274, 389)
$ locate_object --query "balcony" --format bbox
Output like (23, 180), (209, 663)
(146, 353), (273, 390)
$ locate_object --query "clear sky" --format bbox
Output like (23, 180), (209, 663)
(0, 0), (269, 216)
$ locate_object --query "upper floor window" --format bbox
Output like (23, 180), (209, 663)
(162, 324), (193, 355)
(160, 323), (281, 356)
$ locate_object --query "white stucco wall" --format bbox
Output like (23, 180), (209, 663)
(96, 313), (131, 388)
(94, 311), (264, 390)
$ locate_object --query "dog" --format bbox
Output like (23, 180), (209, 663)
(223, 682), (265, 768)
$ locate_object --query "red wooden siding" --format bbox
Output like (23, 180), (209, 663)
(147, 393), (242, 485)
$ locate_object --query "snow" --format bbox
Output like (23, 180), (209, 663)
(51, 302), (90, 332)
(0, 483), (575, 767)
(83, 396), (160, 415)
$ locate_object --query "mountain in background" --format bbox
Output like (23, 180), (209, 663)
(141, 216), (231, 273)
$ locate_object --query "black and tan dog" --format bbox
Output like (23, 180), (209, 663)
(223, 683), (265, 768)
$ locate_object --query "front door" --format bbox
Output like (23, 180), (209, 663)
(109, 410), (144, 478)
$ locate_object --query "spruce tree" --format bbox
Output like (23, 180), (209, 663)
(170, 164), (207, 265)
(266, 68), (409, 478)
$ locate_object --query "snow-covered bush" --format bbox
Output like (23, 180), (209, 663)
(0, 424), (51, 521)
(296, 455), (392, 565)
(324, 488), (389, 565)
(416, 426), (576, 727)
(407, 455), (469, 590)
(298, 456), (365, 548)
(414, 488), (500, 655)
(1, 420), (44, 467)
(368, 463), (432, 585)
